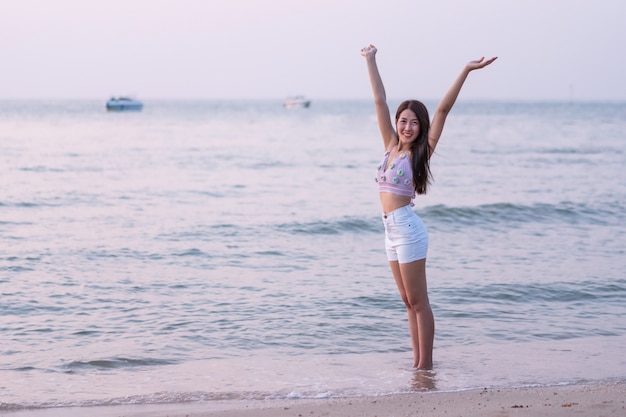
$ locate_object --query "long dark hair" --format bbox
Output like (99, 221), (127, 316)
(395, 100), (432, 194)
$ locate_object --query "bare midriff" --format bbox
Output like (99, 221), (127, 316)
(380, 192), (412, 215)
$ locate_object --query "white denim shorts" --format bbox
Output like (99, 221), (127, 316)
(382, 205), (429, 263)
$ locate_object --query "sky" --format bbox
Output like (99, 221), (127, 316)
(2, 0), (625, 101)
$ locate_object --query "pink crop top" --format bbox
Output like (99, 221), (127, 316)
(375, 151), (415, 198)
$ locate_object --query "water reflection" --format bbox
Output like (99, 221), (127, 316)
(411, 369), (437, 391)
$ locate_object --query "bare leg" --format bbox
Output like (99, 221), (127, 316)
(390, 258), (434, 369)
(389, 260), (420, 367)
(399, 258), (434, 369)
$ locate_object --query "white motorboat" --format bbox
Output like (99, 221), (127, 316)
(283, 96), (311, 109)
(106, 97), (143, 111)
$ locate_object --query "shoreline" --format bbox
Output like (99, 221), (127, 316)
(3, 381), (624, 417)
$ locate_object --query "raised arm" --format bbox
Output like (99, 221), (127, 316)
(429, 56), (497, 157)
(361, 45), (397, 150)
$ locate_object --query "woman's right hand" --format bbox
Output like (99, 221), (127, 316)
(360, 44), (377, 58)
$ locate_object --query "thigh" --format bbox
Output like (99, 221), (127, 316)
(399, 259), (429, 306)
(390, 211), (428, 263)
(389, 260), (408, 302)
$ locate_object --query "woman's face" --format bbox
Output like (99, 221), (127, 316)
(396, 109), (420, 144)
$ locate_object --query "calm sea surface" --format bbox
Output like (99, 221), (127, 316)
(1, 100), (625, 410)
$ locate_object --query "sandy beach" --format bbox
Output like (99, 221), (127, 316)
(4, 381), (624, 417)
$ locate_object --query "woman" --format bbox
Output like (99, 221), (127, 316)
(361, 44), (496, 369)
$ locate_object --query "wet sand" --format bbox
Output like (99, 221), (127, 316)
(4, 381), (625, 417)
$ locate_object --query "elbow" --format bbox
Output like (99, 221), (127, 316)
(374, 96), (387, 106)
(436, 105), (451, 117)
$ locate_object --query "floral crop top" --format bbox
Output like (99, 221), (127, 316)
(375, 151), (415, 198)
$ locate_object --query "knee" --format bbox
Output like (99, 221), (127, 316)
(400, 295), (411, 309)
(407, 297), (431, 314)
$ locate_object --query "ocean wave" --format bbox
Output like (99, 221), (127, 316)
(435, 279), (626, 342)
(61, 357), (177, 371)
(471, 146), (623, 156)
(19, 166), (65, 173)
(158, 223), (243, 241)
(0, 265), (34, 272)
(0, 201), (49, 208)
(0, 387), (354, 410)
(269, 201), (622, 238)
(422, 201), (623, 228)
(436, 279), (626, 306)
(276, 217), (380, 235)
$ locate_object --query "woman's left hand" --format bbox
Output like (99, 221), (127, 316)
(466, 56), (498, 71)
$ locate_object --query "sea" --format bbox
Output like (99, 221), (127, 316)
(1, 99), (625, 412)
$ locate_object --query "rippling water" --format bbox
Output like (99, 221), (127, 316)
(1, 100), (625, 410)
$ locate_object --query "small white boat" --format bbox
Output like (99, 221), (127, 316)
(284, 96), (311, 109)
(106, 97), (143, 111)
